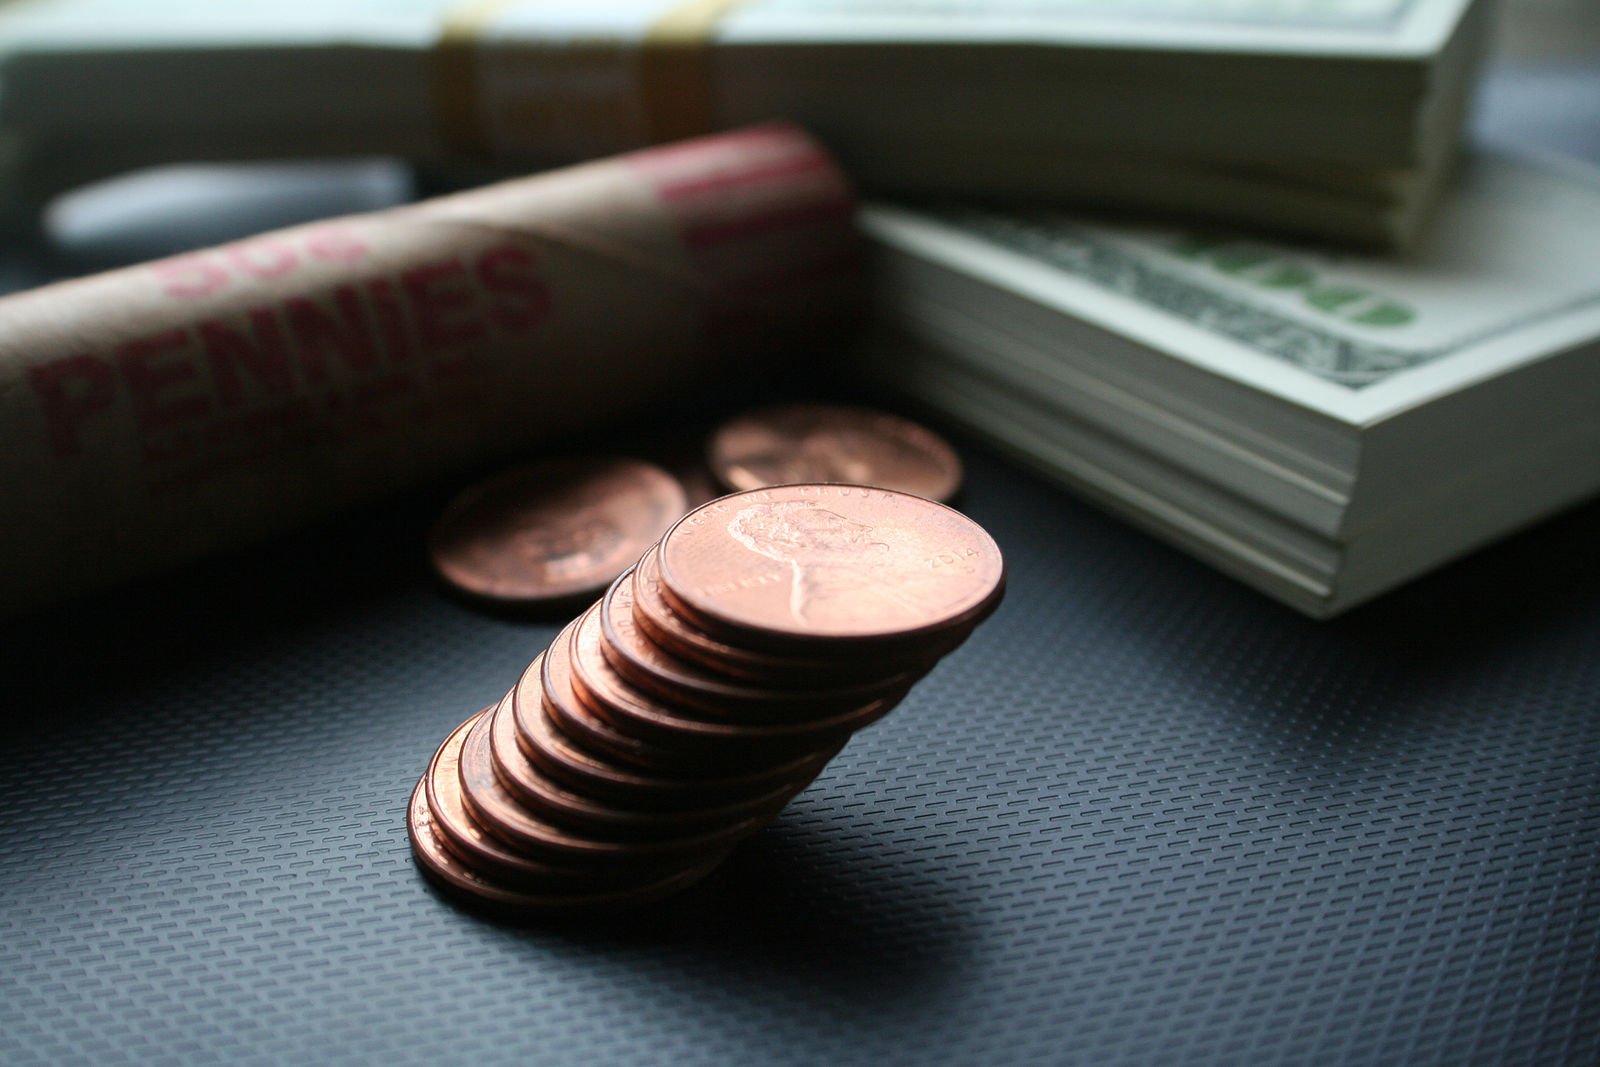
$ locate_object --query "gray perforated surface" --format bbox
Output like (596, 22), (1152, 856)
(3, 444), (1599, 1067)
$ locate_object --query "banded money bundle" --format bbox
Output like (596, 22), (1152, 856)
(409, 484), (1006, 912)
(864, 150), (1600, 617)
(0, 0), (1489, 247)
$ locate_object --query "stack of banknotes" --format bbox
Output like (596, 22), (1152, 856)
(4, 0), (1593, 618)
(861, 150), (1600, 617)
(0, 0), (1488, 247)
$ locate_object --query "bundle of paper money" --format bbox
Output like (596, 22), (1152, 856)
(862, 150), (1600, 617)
(0, 0), (1488, 247)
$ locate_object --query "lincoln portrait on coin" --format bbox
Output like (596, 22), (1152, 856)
(727, 501), (929, 625)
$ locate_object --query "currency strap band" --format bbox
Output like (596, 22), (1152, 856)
(639, 0), (746, 145)
(436, 0), (746, 159)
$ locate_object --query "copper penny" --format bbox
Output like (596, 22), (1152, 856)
(408, 777), (726, 914)
(708, 403), (962, 503)
(455, 704), (763, 864)
(569, 605), (900, 755)
(428, 456), (687, 603)
(601, 567), (912, 719)
(630, 545), (853, 681)
(488, 687), (800, 838)
(513, 649), (836, 808)
(657, 484), (1005, 649)
(423, 709), (619, 889)
(535, 620), (738, 774)
(631, 544), (951, 680)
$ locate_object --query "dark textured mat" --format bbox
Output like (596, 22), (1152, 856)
(3, 443), (1598, 1067)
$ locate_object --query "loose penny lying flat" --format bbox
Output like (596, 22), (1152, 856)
(429, 457), (687, 603)
(657, 484), (1005, 650)
(709, 402), (962, 503)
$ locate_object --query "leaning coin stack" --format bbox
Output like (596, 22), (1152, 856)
(408, 483), (1006, 913)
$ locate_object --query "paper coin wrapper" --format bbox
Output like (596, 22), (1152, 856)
(0, 123), (859, 617)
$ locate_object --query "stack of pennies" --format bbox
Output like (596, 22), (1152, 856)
(409, 482), (1006, 914)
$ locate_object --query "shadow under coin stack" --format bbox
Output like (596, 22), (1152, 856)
(408, 484), (1006, 914)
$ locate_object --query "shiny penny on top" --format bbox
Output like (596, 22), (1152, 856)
(428, 457), (687, 603)
(708, 403), (963, 503)
(657, 484), (1005, 646)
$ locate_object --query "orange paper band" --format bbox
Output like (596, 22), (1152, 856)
(434, 0), (526, 158)
(434, 0), (742, 158)
(641, 0), (746, 144)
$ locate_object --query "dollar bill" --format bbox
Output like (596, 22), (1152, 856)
(866, 151), (1600, 411)
(863, 147), (1600, 612)
(721, 0), (1468, 50)
(873, 332), (1600, 616)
